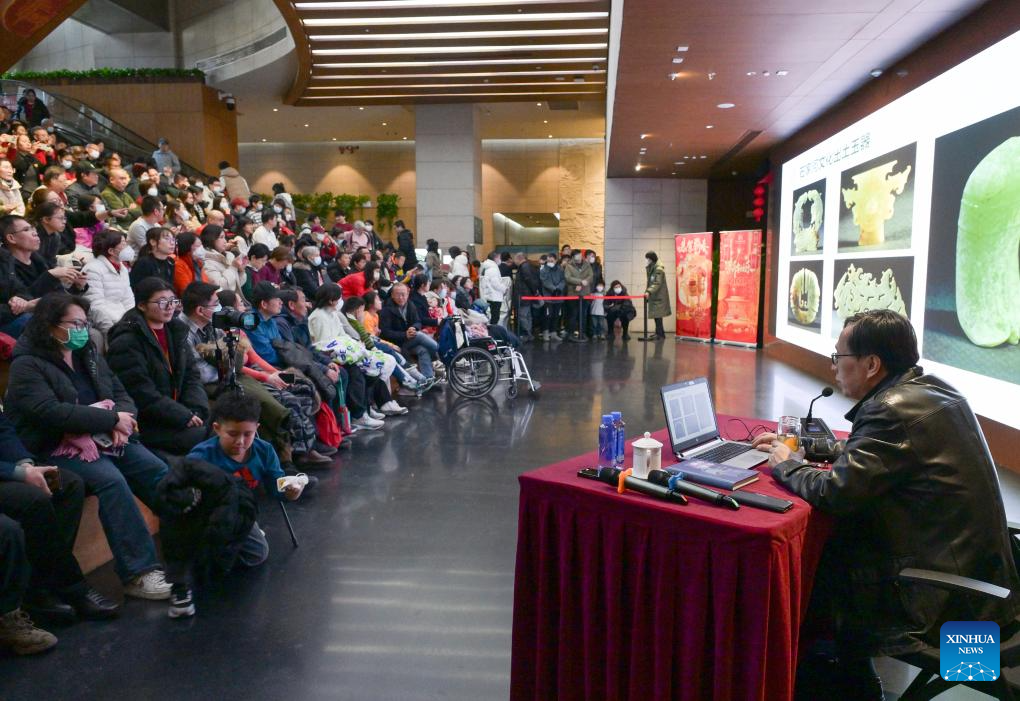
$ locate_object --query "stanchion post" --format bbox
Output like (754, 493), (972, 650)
(578, 291), (586, 339)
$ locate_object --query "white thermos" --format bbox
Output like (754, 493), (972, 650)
(631, 432), (663, 479)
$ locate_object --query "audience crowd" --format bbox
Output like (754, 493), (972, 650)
(0, 90), (655, 655)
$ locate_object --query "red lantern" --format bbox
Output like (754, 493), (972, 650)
(752, 207), (765, 221)
(753, 185), (766, 197)
(753, 196), (765, 207)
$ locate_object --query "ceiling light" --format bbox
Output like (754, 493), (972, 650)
(640, 133), (649, 139)
(870, 69), (883, 77)
(672, 57), (684, 64)
(303, 90), (599, 99)
(311, 81), (609, 89)
(537, 102), (542, 106)
(298, 0), (601, 7)
(403, 136), (408, 140)
(668, 73), (680, 80)
(700, 155), (707, 159)
(776, 70), (788, 76)
(547, 134), (553, 138)
(381, 121), (387, 125)
(332, 137), (337, 141)
(634, 165), (641, 171)
(315, 57), (604, 68)
(311, 43), (608, 56)
(705, 125), (714, 129)
(272, 108), (279, 112)
(313, 69), (606, 80)
(717, 102), (735, 109)
(762, 70), (770, 77)
(261, 138), (267, 142)
(707, 72), (716, 80)
(676, 45), (688, 52)
(309, 28), (608, 41)
(304, 123), (310, 127)
(543, 119), (548, 123)
(746, 71), (756, 76)
(303, 11), (608, 26)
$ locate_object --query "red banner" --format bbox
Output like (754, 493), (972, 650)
(674, 233), (714, 340)
(715, 229), (763, 345)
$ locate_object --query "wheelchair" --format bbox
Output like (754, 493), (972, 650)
(439, 315), (540, 399)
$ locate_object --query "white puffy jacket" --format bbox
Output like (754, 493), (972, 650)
(83, 255), (135, 333)
(479, 259), (508, 303)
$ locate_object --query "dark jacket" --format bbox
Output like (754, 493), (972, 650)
(106, 309), (209, 432)
(379, 299), (422, 346)
(0, 410), (34, 480)
(291, 261), (324, 301)
(129, 254), (175, 291)
(273, 309), (316, 352)
(604, 284), (637, 321)
(515, 260), (541, 300)
(775, 367), (1020, 655)
(15, 98), (50, 127)
(0, 250), (32, 328)
(36, 223), (76, 270)
(409, 290), (437, 328)
(5, 334), (136, 456)
(4, 248), (71, 298)
(454, 287), (471, 311)
(326, 261), (351, 283)
(396, 229), (418, 269)
(644, 261), (671, 318)
(65, 181), (102, 211)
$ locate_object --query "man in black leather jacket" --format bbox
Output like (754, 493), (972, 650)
(755, 309), (1020, 699)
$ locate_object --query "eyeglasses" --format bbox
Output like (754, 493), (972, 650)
(148, 298), (181, 310)
(12, 225), (35, 236)
(59, 319), (89, 331)
(830, 352), (858, 365)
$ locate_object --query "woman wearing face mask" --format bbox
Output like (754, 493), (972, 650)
(291, 245), (326, 300)
(172, 230), (208, 297)
(642, 251), (671, 340)
(603, 280), (637, 341)
(82, 230), (137, 343)
(339, 258), (378, 299)
(539, 253), (566, 340)
(73, 195), (107, 257)
(199, 225), (246, 300)
(5, 292), (176, 603)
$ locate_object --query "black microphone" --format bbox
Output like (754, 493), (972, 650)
(802, 387), (835, 439)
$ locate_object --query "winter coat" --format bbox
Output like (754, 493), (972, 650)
(0, 250), (32, 328)
(776, 367), (1020, 655)
(83, 255), (135, 333)
(479, 259), (507, 303)
(397, 229), (418, 269)
(424, 251), (442, 280)
(539, 263), (566, 304)
(514, 261), (541, 300)
(5, 248), (68, 299)
(106, 308), (210, 433)
(604, 285), (637, 321)
(564, 259), (594, 295)
(409, 290), (437, 328)
(35, 223), (75, 270)
(5, 334), (136, 456)
(100, 186), (140, 227)
(12, 152), (38, 190)
(202, 249), (246, 299)
(0, 178), (23, 217)
(379, 299), (423, 346)
(339, 270), (372, 299)
(219, 167), (251, 202)
(451, 253), (470, 278)
(129, 254), (175, 292)
(15, 98), (50, 127)
(65, 181), (101, 211)
(173, 253), (207, 296)
(292, 261), (325, 301)
(644, 261), (671, 318)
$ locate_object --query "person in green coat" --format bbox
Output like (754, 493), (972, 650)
(643, 251), (671, 339)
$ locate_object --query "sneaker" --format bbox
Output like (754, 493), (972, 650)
(380, 400), (409, 416)
(368, 408), (386, 421)
(168, 585), (195, 619)
(312, 441), (338, 456)
(124, 569), (173, 601)
(353, 415), (384, 430)
(400, 374), (419, 389)
(0, 609), (58, 655)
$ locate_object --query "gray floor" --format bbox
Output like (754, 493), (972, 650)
(0, 338), (1015, 699)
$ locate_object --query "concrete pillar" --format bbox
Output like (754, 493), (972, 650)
(415, 104), (482, 253)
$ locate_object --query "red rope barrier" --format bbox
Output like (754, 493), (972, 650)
(519, 295), (644, 301)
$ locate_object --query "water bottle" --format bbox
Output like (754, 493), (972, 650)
(598, 414), (614, 469)
(611, 411), (626, 467)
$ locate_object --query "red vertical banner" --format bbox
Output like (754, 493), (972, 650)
(674, 233), (714, 340)
(714, 229), (763, 346)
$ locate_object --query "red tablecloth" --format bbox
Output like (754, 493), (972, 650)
(510, 415), (835, 701)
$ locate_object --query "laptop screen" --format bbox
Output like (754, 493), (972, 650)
(660, 378), (721, 453)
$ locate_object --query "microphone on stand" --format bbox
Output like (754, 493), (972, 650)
(801, 386), (836, 440)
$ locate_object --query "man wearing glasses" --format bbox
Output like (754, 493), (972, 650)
(0, 216), (42, 338)
(753, 309), (1019, 699)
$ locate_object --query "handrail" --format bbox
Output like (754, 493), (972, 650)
(0, 78), (213, 180)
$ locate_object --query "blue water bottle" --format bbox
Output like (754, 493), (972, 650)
(598, 415), (614, 469)
(611, 411), (625, 467)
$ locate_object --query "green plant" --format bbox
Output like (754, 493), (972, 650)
(1, 68), (205, 82)
(292, 192), (335, 221)
(333, 193), (371, 220)
(376, 193), (400, 232)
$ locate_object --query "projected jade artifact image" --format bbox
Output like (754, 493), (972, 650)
(788, 263), (823, 331)
(955, 137), (1020, 348)
(830, 258), (913, 337)
(838, 143), (916, 252)
(791, 179), (825, 255)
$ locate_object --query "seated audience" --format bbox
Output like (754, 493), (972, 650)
(252, 245), (293, 287)
(100, 168), (139, 228)
(327, 250), (352, 282)
(82, 229), (135, 337)
(292, 245), (326, 300)
(379, 283), (439, 379)
(127, 195), (163, 252)
(2, 212), (86, 299)
(172, 231), (207, 296)
(341, 294), (429, 395)
(0, 158), (24, 217)
(66, 164), (102, 210)
(0, 216), (38, 337)
(240, 242), (270, 302)
(200, 224), (246, 299)
(129, 226), (175, 291)
(339, 258), (377, 299)
(252, 209), (279, 249)
(5, 292), (173, 601)
(31, 199), (75, 268)
(107, 277), (209, 455)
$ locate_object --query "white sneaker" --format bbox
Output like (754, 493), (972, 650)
(368, 408), (386, 421)
(125, 569), (173, 600)
(353, 415), (384, 430)
(380, 401), (409, 416)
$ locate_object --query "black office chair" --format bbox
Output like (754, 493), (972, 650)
(893, 522), (1020, 701)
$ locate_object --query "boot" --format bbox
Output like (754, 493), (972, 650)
(0, 609), (58, 655)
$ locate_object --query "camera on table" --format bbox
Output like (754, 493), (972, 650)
(212, 309), (259, 331)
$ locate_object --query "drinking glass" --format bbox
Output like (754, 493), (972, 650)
(777, 415), (801, 451)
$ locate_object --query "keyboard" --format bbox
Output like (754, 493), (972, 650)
(691, 441), (752, 464)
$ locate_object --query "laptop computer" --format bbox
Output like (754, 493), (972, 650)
(659, 377), (767, 469)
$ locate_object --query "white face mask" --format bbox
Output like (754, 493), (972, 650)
(147, 187), (159, 197)
(179, 209), (190, 221)
(312, 256), (322, 267)
(613, 286), (622, 294)
(365, 224), (373, 232)
(220, 201), (230, 213)
(94, 203), (106, 214)
(87, 149), (99, 160)
(314, 231), (325, 242)
(193, 247), (206, 260)
(588, 257), (596, 264)
(195, 182), (204, 188)
(61, 159), (72, 169)
(285, 264), (292, 274)
(255, 203), (263, 211)
(118, 246), (136, 263)
(596, 285), (604, 292)
(373, 271), (381, 280)
(646, 259), (653, 266)
(273, 205), (282, 214)
(546, 261), (555, 268)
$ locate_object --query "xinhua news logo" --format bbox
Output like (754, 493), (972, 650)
(940, 621), (1000, 682)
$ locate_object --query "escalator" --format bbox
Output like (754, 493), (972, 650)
(0, 78), (212, 179)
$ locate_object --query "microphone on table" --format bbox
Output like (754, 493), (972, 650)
(646, 470), (740, 510)
(578, 467), (689, 506)
(801, 386), (836, 440)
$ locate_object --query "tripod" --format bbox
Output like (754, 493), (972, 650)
(215, 329), (299, 548)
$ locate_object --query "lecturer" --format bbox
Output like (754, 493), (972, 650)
(755, 309), (1020, 699)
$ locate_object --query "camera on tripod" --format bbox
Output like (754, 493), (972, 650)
(212, 309), (259, 331)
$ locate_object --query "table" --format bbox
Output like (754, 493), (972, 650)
(510, 415), (834, 701)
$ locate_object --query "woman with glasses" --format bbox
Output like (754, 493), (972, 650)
(106, 277), (209, 456)
(5, 292), (174, 601)
(82, 229), (135, 339)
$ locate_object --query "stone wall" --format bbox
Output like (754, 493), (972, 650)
(558, 140), (606, 256)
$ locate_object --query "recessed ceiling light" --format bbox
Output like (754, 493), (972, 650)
(313, 43), (608, 55)
(717, 102), (735, 109)
(305, 11), (608, 26)
(700, 155), (707, 159)
(668, 72), (680, 80)
(358, 106), (365, 110)
(777, 70), (788, 76)
(272, 108), (279, 112)
(870, 69), (883, 78)
(543, 119), (548, 123)
(640, 133), (649, 139)
(672, 57), (684, 64)
(705, 125), (714, 129)
(310, 28), (608, 41)
(634, 164), (641, 171)
(304, 123), (310, 127)
(382, 122), (387, 125)
(402, 136), (408, 140)
(676, 45), (688, 52)
(762, 70), (770, 77)
(332, 137), (337, 141)
(746, 71), (756, 76)
(536, 102), (542, 106)
(547, 134), (553, 138)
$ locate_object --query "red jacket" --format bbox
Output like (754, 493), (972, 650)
(339, 270), (371, 299)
